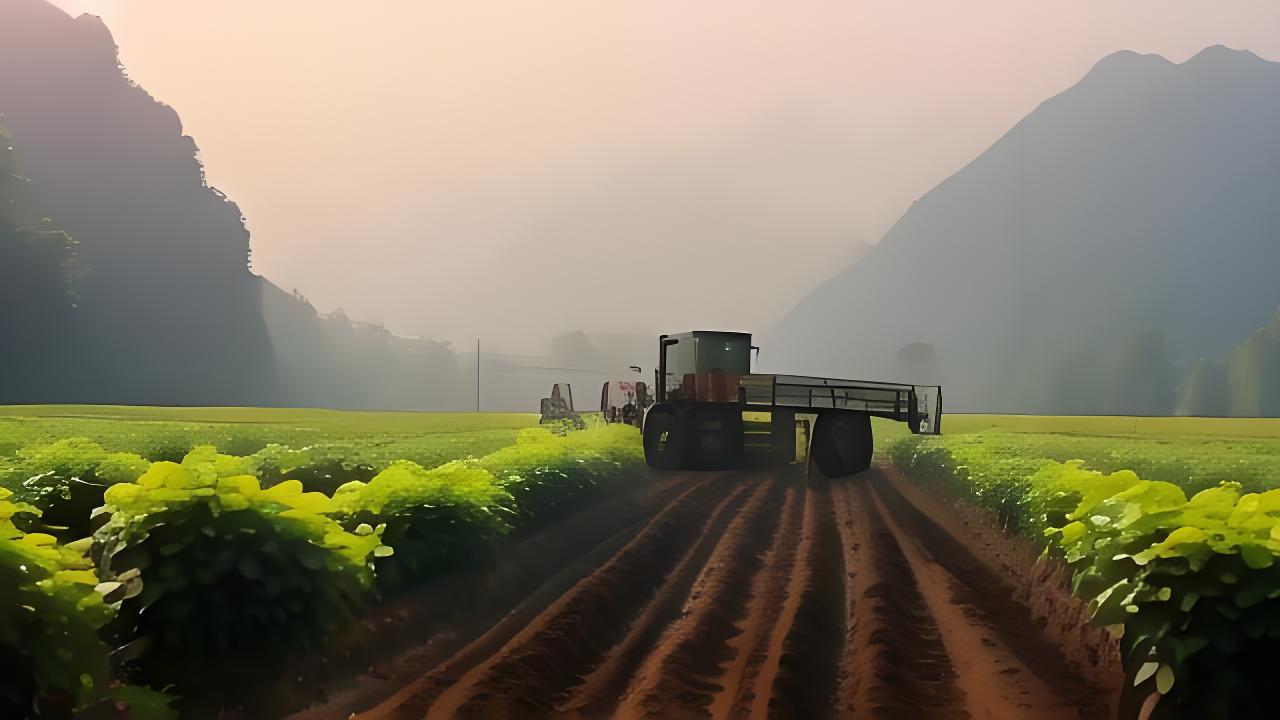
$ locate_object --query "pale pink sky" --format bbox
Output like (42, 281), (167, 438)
(49, 1), (1280, 352)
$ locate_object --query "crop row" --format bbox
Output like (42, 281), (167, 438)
(889, 436), (1280, 720)
(0, 424), (644, 718)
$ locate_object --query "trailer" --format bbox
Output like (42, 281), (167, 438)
(642, 331), (941, 477)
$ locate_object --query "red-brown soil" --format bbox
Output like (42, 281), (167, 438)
(296, 467), (1120, 720)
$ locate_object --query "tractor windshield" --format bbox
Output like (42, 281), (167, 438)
(663, 334), (751, 401)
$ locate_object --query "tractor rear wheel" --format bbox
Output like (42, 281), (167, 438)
(691, 405), (744, 470)
(810, 411), (873, 478)
(643, 404), (691, 470)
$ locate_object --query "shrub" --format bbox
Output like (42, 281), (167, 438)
(92, 447), (389, 696)
(1040, 462), (1280, 720)
(0, 487), (113, 717)
(479, 425), (643, 529)
(334, 460), (512, 593)
(249, 443), (374, 495)
(0, 439), (149, 537)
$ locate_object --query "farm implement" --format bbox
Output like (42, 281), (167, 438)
(642, 331), (941, 477)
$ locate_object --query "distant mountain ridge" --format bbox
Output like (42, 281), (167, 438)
(0, 0), (472, 409)
(767, 46), (1280, 415)
(0, 0), (275, 403)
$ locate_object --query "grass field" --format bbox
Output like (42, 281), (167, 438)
(933, 413), (1280, 438)
(875, 414), (1280, 495)
(0, 405), (538, 466)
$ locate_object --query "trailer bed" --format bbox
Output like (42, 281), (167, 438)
(737, 374), (942, 434)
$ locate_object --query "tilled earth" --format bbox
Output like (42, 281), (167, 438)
(337, 468), (1114, 719)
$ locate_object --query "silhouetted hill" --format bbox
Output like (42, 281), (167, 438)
(0, 0), (470, 409)
(0, 0), (274, 403)
(767, 46), (1280, 415)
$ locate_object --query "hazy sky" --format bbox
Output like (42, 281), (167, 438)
(49, 1), (1280, 352)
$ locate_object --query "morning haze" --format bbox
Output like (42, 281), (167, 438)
(46, 0), (1280, 353)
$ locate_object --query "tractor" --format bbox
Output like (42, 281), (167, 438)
(641, 331), (941, 477)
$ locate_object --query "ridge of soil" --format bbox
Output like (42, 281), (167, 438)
(298, 466), (1123, 719)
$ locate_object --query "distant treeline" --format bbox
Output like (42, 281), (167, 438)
(1175, 310), (1280, 417)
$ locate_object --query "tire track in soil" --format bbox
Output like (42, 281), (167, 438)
(418, 471), (751, 719)
(351, 467), (1113, 720)
(867, 473), (1109, 720)
(760, 482), (848, 720)
(355, 472), (733, 720)
(829, 478), (968, 719)
(594, 476), (786, 719)
(705, 482), (806, 720)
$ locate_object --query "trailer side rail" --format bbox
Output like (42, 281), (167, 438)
(739, 374), (941, 434)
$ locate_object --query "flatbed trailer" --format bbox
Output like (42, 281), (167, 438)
(642, 331), (941, 477)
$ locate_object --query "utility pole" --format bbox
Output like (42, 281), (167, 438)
(475, 338), (480, 412)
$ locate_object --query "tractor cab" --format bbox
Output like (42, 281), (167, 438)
(657, 331), (756, 404)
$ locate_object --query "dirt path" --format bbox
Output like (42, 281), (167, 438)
(340, 467), (1113, 720)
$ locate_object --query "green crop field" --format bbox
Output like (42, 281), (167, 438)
(0, 405), (538, 467)
(876, 413), (1280, 499)
(0, 404), (642, 717)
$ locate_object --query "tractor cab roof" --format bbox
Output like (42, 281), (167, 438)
(662, 330), (752, 342)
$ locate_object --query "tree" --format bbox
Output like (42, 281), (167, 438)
(1175, 357), (1229, 417)
(1108, 331), (1177, 416)
(1227, 308), (1280, 417)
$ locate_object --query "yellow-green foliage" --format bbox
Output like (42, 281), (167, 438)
(100, 446), (388, 568)
(93, 447), (390, 691)
(0, 438), (149, 513)
(0, 487), (114, 715)
(335, 459), (513, 526)
(479, 425), (644, 526)
(0, 416), (646, 710)
(0, 406), (535, 462)
(330, 426), (644, 592)
(481, 424), (644, 477)
(1036, 461), (1280, 719)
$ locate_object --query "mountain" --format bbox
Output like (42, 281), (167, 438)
(0, 0), (471, 409)
(766, 46), (1280, 415)
(0, 0), (275, 403)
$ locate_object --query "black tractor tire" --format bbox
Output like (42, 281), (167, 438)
(691, 404), (745, 470)
(643, 404), (691, 470)
(810, 411), (873, 478)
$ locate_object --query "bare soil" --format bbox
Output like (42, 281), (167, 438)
(297, 467), (1120, 720)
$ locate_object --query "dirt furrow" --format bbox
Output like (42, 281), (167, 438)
(600, 476), (784, 718)
(434, 475), (754, 719)
(356, 472), (736, 720)
(705, 483), (806, 720)
(762, 483), (848, 719)
(345, 466), (1117, 720)
(868, 473), (1101, 719)
(831, 479), (967, 719)
(725, 482), (823, 720)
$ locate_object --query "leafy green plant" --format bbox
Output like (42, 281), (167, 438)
(1039, 462), (1280, 719)
(334, 459), (511, 593)
(0, 439), (148, 537)
(479, 425), (644, 529)
(249, 443), (375, 494)
(91, 447), (388, 698)
(0, 487), (113, 717)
